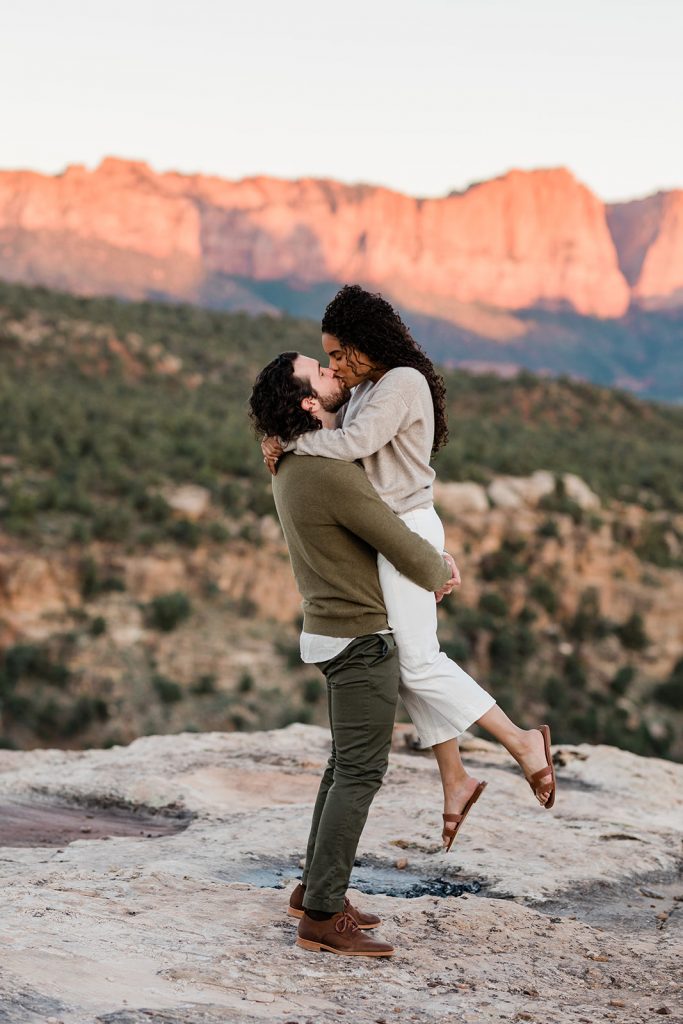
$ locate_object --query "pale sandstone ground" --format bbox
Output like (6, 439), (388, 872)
(0, 725), (681, 1024)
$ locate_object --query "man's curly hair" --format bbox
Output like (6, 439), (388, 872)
(248, 351), (323, 443)
(322, 285), (448, 454)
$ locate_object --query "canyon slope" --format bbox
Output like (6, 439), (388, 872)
(1, 284), (682, 760)
(0, 160), (681, 344)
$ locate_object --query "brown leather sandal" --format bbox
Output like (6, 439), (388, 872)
(442, 780), (487, 852)
(526, 724), (556, 809)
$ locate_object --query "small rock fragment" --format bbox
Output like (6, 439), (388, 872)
(609, 1000), (626, 1007)
(654, 1008), (672, 1016)
(395, 857), (408, 869)
(639, 887), (664, 899)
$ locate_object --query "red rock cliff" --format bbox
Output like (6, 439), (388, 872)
(607, 190), (683, 309)
(0, 158), (679, 321)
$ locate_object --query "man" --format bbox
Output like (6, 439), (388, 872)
(249, 351), (454, 957)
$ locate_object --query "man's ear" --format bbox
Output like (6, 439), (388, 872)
(301, 395), (320, 413)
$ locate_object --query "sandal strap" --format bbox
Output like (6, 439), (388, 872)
(442, 812), (464, 823)
(529, 765), (553, 784)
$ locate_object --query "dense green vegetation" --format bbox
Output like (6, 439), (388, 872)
(438, 563), (676, 759)
(0, 281), (681, 759)
(1, 280), (682, 552)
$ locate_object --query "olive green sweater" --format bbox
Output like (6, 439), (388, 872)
(272, 454), (451, 637)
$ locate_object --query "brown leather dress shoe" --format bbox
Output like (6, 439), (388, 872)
(287, 883), (381, 929)
(296, 911), (394, 957)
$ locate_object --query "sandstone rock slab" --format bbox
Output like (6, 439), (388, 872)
(0, 726), (680, 1023)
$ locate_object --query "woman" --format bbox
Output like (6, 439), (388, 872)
(263, 285), (555, 848)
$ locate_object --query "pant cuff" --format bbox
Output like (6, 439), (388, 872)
(418, 697), (497, 747)
(303, 897), (346, 914)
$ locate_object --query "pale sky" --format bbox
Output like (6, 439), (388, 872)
(3, 0), (682, 202)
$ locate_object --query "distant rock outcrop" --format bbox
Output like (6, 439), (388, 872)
(1, 158), (681, 329)
(607, 190), (683, 309)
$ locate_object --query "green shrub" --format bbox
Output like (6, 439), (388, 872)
(543, 675), (572, 712)
(652, 657), (683, 709)
(192, 673), (218, 695)
(302, 677), (324, 703)
(70, 520), (92, 543)
(92, 505), (134, 542)
(517, 605), (537, 625)
(615, 613), (650, 651)
(166, 518), (201, 547)
(148, 592), (192, 631)
(568, 588), (611, 642)
(610, 665), (635, 695)
(2, 644), (70, 686)
(537, 518), (560, 539)
(480, 550), (516, 581)
(100, 575), (126, 593)
(480, 537), (526, 581)
(489, 623), (536, 672)
(634, 521), (677, 567)
(207, 522), (229, 542)
(90, 616), (107, 636)
(529, 578), (558, 613)
(478, 592), (508, 618)
(34, 698), (62, 739)
(237, 672), (254, 693)
(135, 492), (171, 523)
(563, 652), (588, 689)
(275, 638), (302, 669)
(152, 674), (184, 703)
(79, 558), (125, 598)
(63, 696), (109, 736)
(652, 680), (683, 710)
(79, 557), (100, 599)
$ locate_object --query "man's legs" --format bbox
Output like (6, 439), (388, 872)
(301, 684), (335, 887)
(301, 633), (399, 913)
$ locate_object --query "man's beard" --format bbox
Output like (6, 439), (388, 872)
(318, 381), (352, 413)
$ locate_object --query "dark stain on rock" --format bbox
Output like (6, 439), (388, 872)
(0, 799), (192, 848)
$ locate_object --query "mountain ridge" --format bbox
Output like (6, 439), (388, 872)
(1, 158), (682, 398)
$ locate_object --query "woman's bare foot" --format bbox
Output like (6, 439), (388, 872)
(508, 728), (553, 805)
(441, 775), (484, 847)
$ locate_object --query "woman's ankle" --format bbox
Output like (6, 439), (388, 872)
(442, 773), (473, 795)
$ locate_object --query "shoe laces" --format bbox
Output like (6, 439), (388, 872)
(335, 912), (359, 934)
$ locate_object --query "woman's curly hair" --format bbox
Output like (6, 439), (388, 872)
(248, 351), (323, 443)
(321, 285), (448, 454)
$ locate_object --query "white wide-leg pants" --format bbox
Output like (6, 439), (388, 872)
(377, 505), (496, 746)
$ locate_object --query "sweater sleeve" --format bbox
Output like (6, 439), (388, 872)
(292, 376), (415, 461)
(327, 464), (451, 591)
